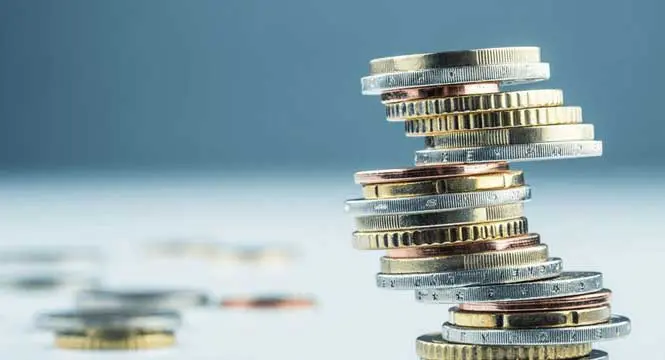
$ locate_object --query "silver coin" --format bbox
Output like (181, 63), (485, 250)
(417, 349), (608, 360)
(76, 288), (210, 310)
(376, 258), (562, 290)
(35, 309), (181, 332)
(0, 272), (99, 292)
(345, 187), (531, 215)
(0, 246), (102, 265)
(441, 315), (630, 345)
(361, 63), (550, 95)
(415, 141), (602, 165)
(355, 203), (524, 231)
(415, 271), (602, 303)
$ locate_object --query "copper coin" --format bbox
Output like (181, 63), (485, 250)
(220, 295), (316, 309)
(386, 234), (540, 258)
(354, 163), (509, 185)
(459, 289), (612, 312)
(380, 83), (500, 103)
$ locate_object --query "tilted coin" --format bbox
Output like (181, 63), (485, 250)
(369, 47), (541, 74)
(381, 83), (501, 103)
(425, 124), (594, 149)
(415, 141), (603, 165)
(389, 234), (540, 258)
(441, 315), (631, 345)
(361, 63), (550, 95)
(355, 204), (524, 231)
(459, 289), (612, 312)
(376, 258), (562, 290)
(387, 89), (564, 121)
(55, 330), (176, 350)
(380, 244), (549, 274)
(449, 305), (612, 328)
(353, 217), (529, 250)
(415, 271), (603, 303)
(76, 288), (210, 310)
(354, 163), (508, 184)
(35, 309), (181, 333)
(405, 107), (582, 136)
(362, 171), (524, 199)
(415, 333), (593, 360)
(347, 187), (531, 215)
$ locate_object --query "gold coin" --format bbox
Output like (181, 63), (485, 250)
(449, 306), (611, 329)
(405, 107), (582, 136)
(362, 171), (524, 199)
(425, 124), (594, 149)
(55, 330), (175, 350)
(386, 89), (564, 120)
(380, 244), (548, 274)
(369, 47), (541, 75)
(416, 333), (592, 360)
(355, 204), (524, 231)
(352, 218), (529, 250)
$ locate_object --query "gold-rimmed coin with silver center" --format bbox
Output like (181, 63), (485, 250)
(449, 306), (611, 329)
(362, 171), (524, 199)
(405, 106), (582, 136)
(415, 333), (592, 360)
(380, 244), (548, 274)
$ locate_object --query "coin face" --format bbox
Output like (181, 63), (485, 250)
(220, 294), (316, 309)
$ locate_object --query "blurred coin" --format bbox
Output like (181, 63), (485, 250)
(0, 272), (99, 292)
(76, 288), (210, 310)
(220, 294), (316, 309)
(0, 246), (101, 265)
(35, 308), (181, 332)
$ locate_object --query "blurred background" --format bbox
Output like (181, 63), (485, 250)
(0, 0), (662, 359)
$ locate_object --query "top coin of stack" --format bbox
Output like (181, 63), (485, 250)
(346, 46), (629, 360)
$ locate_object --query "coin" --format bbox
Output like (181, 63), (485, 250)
(415, 333), (593, 360)
(362, 63), (550, 95)
(415, 272), (603, 303)
(354, 163), (509, 184)
(441, 315), (631, 345)
(0, 272), (98, 292)
(353, 218), (529, 250)
(35, 309), (181, 333)
(388, 234), (540, 258)
(220, 294), (316, 309)
(347, 187), (531, 215)
(387, 89), (564, 121)
(381, 83), (501, 103)
(76, 288), (210, 310)
(458, 289), (612, 312)
(369, 47), (541, 74)
(361, 171), (524, 199)
(376, 258), (562, 290)
(380, 244), (549, 274)
(54, 330), (175, 350)
(449, 305), (612, 328)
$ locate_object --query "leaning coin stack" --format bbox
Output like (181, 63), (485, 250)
(346, 47), (630, 360)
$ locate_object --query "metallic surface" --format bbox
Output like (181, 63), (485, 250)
(77, 288), (210, 310)
(425, 124), (594, 149)
(381, 83), (500, 103)
(355, 204), (524, 231)
(354, 163), (508, 184)
(54, 330), (175, 350)
(362, 171), (524, 199)
(0, 272), (99, 291)
(361, 63), (550, 95)
(459, 290), (612, 312)
(441, 315), (631, 345)
(35, 309), (181, 332)
(387, 234), (540, 258)
(353, 218), (529, 250)
(415, 333), (593, 360)
(380, 244), (548, 274)
(376, 257), (562, 290)
(405, 107), (582, 136)
(369, 47), (541, 74)
(415, 272), (603, 303)
(449, 306), (612, 328)
(387, 89), (564, 120)
(346, 187), (530, 215)
(415, 141), (603, 165)
(220, 295), (317, 309)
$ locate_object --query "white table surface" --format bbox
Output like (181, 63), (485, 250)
(0, 171), (659, 359)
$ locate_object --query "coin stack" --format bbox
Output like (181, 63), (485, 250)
(346, 47), (630, 360)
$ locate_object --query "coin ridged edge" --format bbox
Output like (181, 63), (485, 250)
(353, 218), (529, 250)
(387, 89), (564, 120)
(55, 331), (176, 350)
(449, 306), (612, 329)
(361, 63), (550, 95)
(370, 47), (541, 74)
(415, 271), (603, 303)
(405, 107), (582, 136)
(415, 333), (592, 360)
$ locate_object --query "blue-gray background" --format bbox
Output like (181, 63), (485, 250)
(0, 0), (662, 172)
